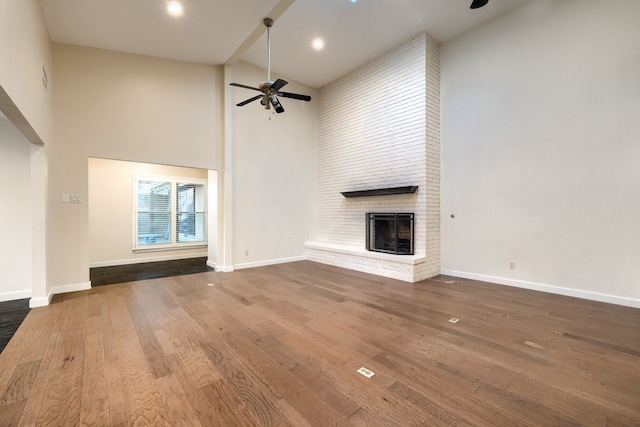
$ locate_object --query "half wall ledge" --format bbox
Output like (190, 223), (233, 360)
(304, 241), (427, 283)
(340, 186), (418, 198)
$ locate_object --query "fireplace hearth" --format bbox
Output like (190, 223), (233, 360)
(366, 213), (414, 255)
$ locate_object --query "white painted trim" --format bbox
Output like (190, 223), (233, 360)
(89, 252), (208, 268)
(29, 295), (52, 308)
(207, 259), (234, 273)
(29, 281), (92, 308)
(133, 174), (208, 252)
(0, 290), (32, 303)
(50, 281), (92, 296)
(234, 256), (306, 271)
(441, 270), (640, 309)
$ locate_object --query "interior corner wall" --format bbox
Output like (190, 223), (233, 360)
(50, 43), (221, 289)
(441, 0), (640, 306)
(0, 119), (32, 301)
(88, 158), (209, 267)
(229, 61), (318, 269)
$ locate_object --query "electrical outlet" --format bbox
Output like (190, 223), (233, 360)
(510, 262), (516, 270)
(245, 250), (249, 256)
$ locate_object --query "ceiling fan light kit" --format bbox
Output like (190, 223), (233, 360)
(230, 17), (312, 114)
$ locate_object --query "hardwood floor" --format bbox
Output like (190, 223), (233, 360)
(90, 257), (214, 286)
(0, 258), (212, 357)
(0, 261), (638, 426)
(0, 299), (30, 355)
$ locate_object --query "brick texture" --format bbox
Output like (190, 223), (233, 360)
(307, 34), (441, 282)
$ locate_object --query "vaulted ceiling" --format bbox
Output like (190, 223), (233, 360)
(40, 0), (530, 88)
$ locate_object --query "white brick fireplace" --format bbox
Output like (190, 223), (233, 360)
(305, 34), (441, 283)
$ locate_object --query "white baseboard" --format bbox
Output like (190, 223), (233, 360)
(234, 256), (305, 271)
(0, 290), (32, 303)
(50, 281), (92, 296)
(208, 259), (234, 272)
(29, 295), (52, 308)
(441, 269), (640, 309)
(29, 281), (92, 308)
(90, 252), (208, 268)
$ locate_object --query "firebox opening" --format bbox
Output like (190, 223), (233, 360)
(366, 213), (414, 255)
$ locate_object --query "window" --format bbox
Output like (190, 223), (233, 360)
(134, 175), (207, 250)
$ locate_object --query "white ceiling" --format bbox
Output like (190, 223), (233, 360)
(40, 0), (530, 89)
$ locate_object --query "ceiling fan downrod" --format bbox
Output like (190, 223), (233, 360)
(264, 18), (274, 82)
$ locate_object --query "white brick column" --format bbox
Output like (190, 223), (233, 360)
(307, 34), (441, 283)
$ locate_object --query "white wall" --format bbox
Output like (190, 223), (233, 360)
(0, 119), (32, 301)
(88, 158), (210, 267)
(51, 45), (317, 288)
(0, 0), (51, 306)
(441, 0), (640, 306)
(229, 61), (318, 269)
(50, 44), (221, 289)
(0, 0), (52, 144)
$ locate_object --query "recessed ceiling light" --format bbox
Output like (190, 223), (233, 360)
(312, 38), (325, 50)
(166, 1), (184, 17)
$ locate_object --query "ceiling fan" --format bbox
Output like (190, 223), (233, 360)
(230, 18), (311, 114)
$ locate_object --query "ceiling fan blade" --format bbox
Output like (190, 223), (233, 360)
(470, 0), (489, 9)
(230, 82), (263, 92)
(270, 95), (285, 114)
(270, 79), (288, 92)
(278, 91), (312, 102)
(236, 95), (263, 107)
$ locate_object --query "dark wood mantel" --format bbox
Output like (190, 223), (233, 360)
(340, 186), (418, 198)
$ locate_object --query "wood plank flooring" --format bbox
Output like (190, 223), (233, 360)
(0, 261), (638, 426)
(0, 299), (30, 355)
(90, 257), (214, 286)
(0, 258), (211, 357)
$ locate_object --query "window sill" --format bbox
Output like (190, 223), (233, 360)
(133, 244), (208, 253)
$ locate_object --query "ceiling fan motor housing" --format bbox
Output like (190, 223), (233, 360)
(259, 81), (274, 91)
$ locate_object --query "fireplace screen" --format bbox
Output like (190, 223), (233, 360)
(366, 213), (414, 255)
